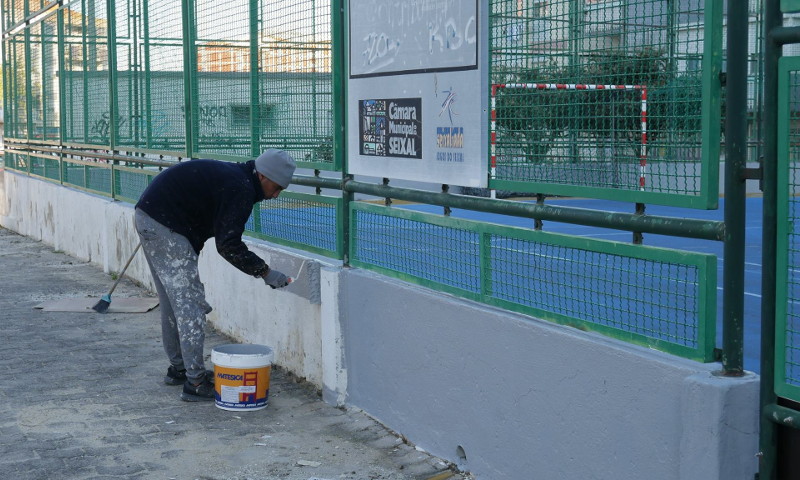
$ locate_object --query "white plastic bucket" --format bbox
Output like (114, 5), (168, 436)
(211, 344), (273, 411)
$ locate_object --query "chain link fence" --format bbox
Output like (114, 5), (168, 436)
(489, 0), (722, 208)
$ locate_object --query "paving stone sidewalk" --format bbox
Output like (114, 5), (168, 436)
(0, 226), (469, 480)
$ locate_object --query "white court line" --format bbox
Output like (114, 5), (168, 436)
(713, 286), (800, 302)
(717, 286), (762, 299)
(713, 261), (800, 276)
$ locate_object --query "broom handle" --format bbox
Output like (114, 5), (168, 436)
(107, 243), (141, 295)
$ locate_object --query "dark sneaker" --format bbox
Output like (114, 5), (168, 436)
(164, 365), (187, 385)
(165, 366), (215, 386)
(180, 374), (216, 402)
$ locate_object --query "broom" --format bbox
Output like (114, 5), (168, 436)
(92, 243), (142, 313)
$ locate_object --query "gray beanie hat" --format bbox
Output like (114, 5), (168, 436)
(254, 149), (296, 189)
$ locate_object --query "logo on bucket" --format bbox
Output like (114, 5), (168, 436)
(214, 365), (271, 410)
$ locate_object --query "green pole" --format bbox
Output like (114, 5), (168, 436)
(64, 11), (75, 144)
(106, 0), (119, 197)
(107, 0), (118, 151)
(40, 22), (47, 144)
(2, 35), (7, 146)
(87, 0), (97, 71)
(249, 0), (259, 157)
(331, 0), (349, 262)
(250, 0), (264, 233)
(760, 0), (782, 477)
(311, 0), (318, 140)
(57, 6), (65, 182)
(701, 1), (724, 203)
(567, 0), (581, 163)
(181, 0), (195, 157)
(6, 38), (11, 141)
(338, 179), (726, 241)
(288, 172), (727, 242)
(81, 0), (90, 142)
(24, 14), (32, 148)
(142, 0), (152, 148)
(130, 0), (139, 146)
(721, 0), (748, 376)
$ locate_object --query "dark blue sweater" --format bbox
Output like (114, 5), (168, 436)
(135, 159), (269, 277)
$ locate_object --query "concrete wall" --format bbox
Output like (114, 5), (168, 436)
(341, 270), (759, 480)
(0, 169), (760, 480)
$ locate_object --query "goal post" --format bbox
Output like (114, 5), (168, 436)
(490, 83), (648, 197)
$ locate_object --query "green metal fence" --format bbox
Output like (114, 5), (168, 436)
(4, 145), (342, 255)
(489, 0), (722, 209)
(350, 202), (717, 361)
(2, 0), (730, 365)
(112, 0), (186, 153)
(249, 191), (343, 259)
(3, 0), (25, 31)
(62, 0), (112, 146)
(5, 33), (27, 139)
(3, 0), (335, 167)
(776, 56), (800, 403)
(29, 151), (59, 179)
(761, 1), (800, 476)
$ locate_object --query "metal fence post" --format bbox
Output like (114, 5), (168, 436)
(760, 0), (783, 477)
(142, 0), (153, 149)
(106, 0), (118, 152)
(249, 0), (259, 158)
(57, 6), (65, 153)
(23, 3), (32, 149)
(332, 0), (349, 263)
(721, 0), (748, 376)
(249, 0), (264, 233)
(81, 0), (90, 142)
(106, 0), (119, 197)
(181, 0), (195, 158)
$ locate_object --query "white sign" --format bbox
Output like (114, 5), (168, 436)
(350, 0), (478, 77)
(348, 0), (487, 187)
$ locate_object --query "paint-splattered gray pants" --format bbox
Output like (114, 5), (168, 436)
(134, 208), (212, 383)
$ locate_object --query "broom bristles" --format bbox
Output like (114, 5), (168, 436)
(92, 294), (112, 313)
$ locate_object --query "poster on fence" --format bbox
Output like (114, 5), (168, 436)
(347, 0), (488, 187)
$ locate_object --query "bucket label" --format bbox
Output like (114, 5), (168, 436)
(214, 364), (270, 410)
(220, 385), (256, 404)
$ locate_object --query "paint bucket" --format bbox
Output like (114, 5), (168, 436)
(211, 344), (273, 411)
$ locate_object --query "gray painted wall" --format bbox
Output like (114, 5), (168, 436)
(341, 269), (759, 480)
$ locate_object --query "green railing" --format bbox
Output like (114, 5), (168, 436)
(351, 202), (717, 361)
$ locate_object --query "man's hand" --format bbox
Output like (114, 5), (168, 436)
(263, 268), (290, 289)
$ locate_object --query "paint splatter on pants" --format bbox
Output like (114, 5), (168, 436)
(134, 208), (212, 383)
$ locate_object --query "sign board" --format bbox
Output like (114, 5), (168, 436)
(347, 0), (488, 187)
